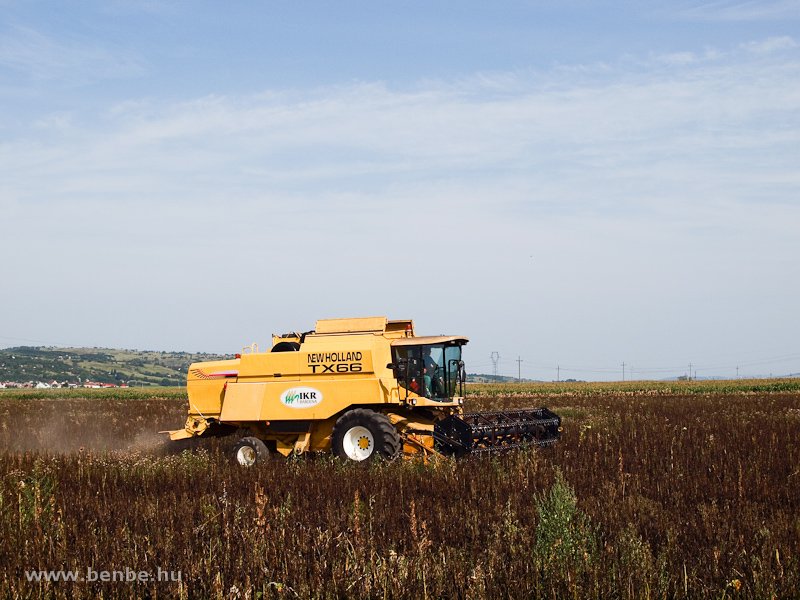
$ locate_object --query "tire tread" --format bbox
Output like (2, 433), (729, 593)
(233, 436), (270, 465)
(332, 409), (401, 461)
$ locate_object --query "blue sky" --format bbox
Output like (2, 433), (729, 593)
(1, 1), (799, 380)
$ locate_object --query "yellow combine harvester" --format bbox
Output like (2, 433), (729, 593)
(166, 316), (561, 464)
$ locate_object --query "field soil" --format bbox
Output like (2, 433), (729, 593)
(0, 385), (798, 599)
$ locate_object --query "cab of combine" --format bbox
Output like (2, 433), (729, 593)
(166, 316), (560, 464)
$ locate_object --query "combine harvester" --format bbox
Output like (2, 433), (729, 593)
(166, 317), (561, 464)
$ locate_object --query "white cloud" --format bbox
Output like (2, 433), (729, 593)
(0, 25), (145, 81)
(1, 39), (798, 219)
(678, 1), (800, 21)
(656, 51), (699, 66)
(741, 35), (798, 54)
(1, 39), (798, 363)
(33, 112), (74, 132)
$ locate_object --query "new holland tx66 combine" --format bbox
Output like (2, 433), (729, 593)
(167, 317), (561, 464)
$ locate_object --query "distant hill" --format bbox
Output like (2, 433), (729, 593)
(0, 346), (229, 387)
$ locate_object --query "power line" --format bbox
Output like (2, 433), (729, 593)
(475, 353), (799, 381)
(478, 353), (800, 377)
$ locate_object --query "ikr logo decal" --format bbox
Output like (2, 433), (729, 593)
(280, 387), (323, 408)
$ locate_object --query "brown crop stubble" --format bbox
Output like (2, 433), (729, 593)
(0, 390), (798, 599)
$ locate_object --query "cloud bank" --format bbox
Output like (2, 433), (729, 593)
(1, 37), (798, 377)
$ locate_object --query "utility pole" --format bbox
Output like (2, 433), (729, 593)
(490, 352), (500, 382)
(622, 362), (626, 382)
(688, 363), (693, 381)
(736, 366), (739, 379)
(557, 365), (560, 382)
(516, 356), (523, 383)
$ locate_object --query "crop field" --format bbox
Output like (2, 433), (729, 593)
(1, 382), (798, 599)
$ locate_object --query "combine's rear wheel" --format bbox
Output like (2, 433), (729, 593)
(332, 409), (400, 462)
(233, 436), (270, 466)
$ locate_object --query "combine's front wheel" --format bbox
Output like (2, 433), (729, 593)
(233, 436), (270, 466)
(332, 409), (400, 462)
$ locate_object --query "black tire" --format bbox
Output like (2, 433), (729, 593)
(271, 341), (300, 352)
(331, 409), (401, 462)
(233, 436), (270, 466)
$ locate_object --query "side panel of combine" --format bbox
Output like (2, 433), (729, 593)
(187, 359), (240, 417)
(218, 335), (392, 424)
(238, 353), (301, 382)
(222, 378), (385, 421)
(219, 384), (262, 421)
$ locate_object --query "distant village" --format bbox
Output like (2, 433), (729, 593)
(0, 380), (130, 389)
